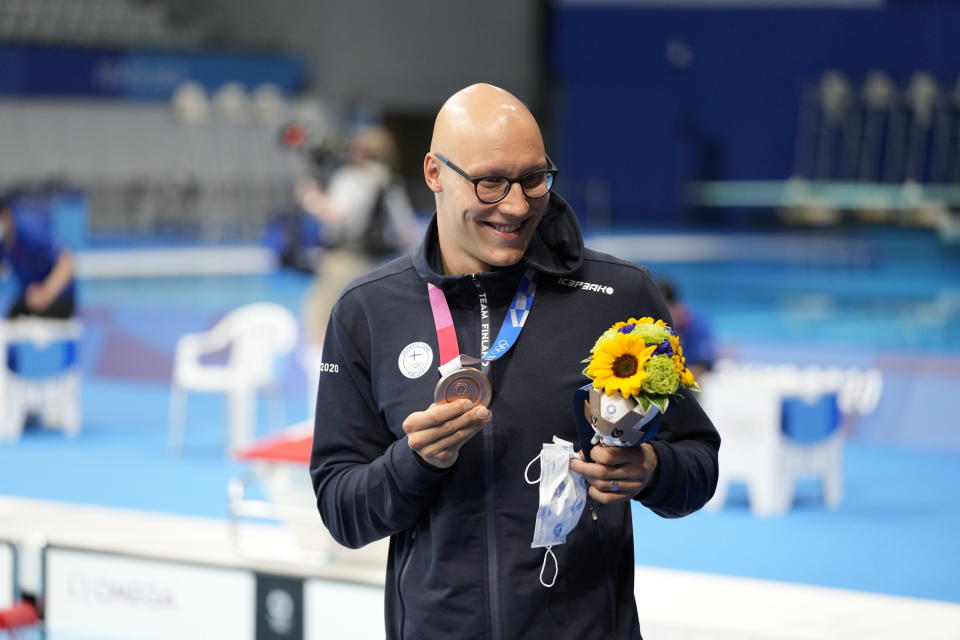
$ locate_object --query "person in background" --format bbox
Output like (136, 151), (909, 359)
(310, 83), (719, 639)
(298, 125), (420, 347)
(0, 196), (76, 320)
(657, 278), (715, 377)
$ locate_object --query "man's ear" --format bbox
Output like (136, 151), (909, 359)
(423, 153), (442, 193)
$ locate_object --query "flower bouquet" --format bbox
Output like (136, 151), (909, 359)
(580, 317), (701, 447)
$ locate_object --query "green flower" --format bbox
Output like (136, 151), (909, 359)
(641, 354), (680, 396)
(591, 322), (671, 353)
(629, 323), (671, 345)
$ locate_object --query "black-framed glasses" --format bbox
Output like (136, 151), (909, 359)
(434, 152), (558, 204)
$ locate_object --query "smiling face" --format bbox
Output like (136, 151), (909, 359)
(424, 84), (550, 276)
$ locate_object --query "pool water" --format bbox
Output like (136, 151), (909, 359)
(646, 230), (960, 354)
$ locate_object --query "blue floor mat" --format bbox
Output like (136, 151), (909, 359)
(0, 378), (295, 518)
(632, 442), (960, 603)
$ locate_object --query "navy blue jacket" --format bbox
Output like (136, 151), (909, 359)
(310, 194), (720, 639)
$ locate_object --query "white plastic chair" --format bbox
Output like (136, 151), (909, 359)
(0, 318), (83, 441)
(168, 303), (298, 454)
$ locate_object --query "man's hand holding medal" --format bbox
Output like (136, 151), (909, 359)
(404, 398), (492, 469)
(406, 272), (536, 469)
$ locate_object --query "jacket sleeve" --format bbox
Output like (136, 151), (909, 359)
(639, 388), (720, 518)
(632, 268), (721, 518)
(309, 305), (448, 549)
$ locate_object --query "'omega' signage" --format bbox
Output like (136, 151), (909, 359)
(44, 547), (255, 640)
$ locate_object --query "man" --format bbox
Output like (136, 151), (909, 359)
(0, 196), (76, 319)
(310, 84), (719, 639)
(299, 125), (420, 346)
(657, 278), (716, 378)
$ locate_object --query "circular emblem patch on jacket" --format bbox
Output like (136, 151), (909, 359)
(398, 342), (433, 379)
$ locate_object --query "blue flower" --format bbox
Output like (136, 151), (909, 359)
(538, 506), (552, 519)
(618, 324), (636, 335)
(653, 339), (673, 356)
(552, 523), (564, 538)
(571, 499), (584, 513)
(554, 481), (566, 498)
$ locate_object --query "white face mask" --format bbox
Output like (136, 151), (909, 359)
(524, 436), (588, 587)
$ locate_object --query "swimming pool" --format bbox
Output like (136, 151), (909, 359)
(627, 229), (960, 355)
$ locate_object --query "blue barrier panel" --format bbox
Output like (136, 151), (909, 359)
(0, 45), (305, 100)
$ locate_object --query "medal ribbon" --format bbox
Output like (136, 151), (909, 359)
(427, 269), (538, 375)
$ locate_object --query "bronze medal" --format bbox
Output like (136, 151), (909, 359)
(433, 367), (492, 407)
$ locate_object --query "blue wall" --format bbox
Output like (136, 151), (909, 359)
(550, 4), (960, 227)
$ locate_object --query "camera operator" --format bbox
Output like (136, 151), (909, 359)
(298, 125), (419, 346)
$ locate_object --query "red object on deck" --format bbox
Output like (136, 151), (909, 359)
(234, 431), (312, 464)
(0, 600), (40, 629)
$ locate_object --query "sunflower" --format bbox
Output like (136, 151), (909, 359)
(609, 317), (646, 332)
(668, 335), (697, 387)
(585, 333), (657, 398)
(669, 335), (685, 367)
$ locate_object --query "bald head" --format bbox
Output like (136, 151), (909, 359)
(430, 83), (544, 162)
(424, 84), (552, 276)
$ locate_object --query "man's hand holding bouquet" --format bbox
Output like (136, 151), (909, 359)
(569, 317), (701, 503)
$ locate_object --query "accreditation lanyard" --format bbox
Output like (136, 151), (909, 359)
(427, 269), (538, 377)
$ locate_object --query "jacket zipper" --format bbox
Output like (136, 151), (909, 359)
(397, 528), (417, 640)
(589, 501), (617, 635)
(473, 274), (503, 640)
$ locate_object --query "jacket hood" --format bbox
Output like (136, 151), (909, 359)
(412, 192), (584, 295)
